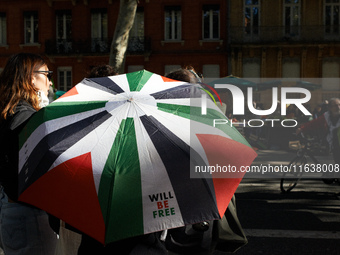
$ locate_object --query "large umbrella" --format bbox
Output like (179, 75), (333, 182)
(207, 75), (258, 91)
(18, 70), (257, 244)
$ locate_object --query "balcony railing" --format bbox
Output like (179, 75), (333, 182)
(229, 26), (340, 44)
(127, 36), (151, 55)
(45, 36), (151, 55)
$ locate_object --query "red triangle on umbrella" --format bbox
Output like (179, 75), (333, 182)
(162, 76), (179, 82)
(59, 86), (79, 99)
(19, 152), (106, 243)
(196, 134), (257, 216)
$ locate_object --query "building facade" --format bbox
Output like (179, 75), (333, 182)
(229, 0), (340, 110)
(1, 0), (339, 112)
(0, 0), (229, 92)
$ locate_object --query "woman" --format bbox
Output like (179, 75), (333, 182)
(0, 53), (57, 254)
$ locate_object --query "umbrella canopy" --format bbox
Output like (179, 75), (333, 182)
(207, 75), (258, 91)
(257, 79), (321, 91)
(18, 70), (257, 244)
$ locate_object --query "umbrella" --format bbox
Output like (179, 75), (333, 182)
(207, 75), (258, 91)
(18, 70), (257, 244)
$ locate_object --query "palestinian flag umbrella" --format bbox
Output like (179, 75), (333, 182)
(18, 70), (257, 245)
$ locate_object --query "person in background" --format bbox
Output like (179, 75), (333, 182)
(297, 98), (340, 182)
(321, 99), (329, 115)
(87, 64), (118, 78)
(312, 104), (323, 119)
(0, 53), (57, 255)
(165, 67), (199, 84)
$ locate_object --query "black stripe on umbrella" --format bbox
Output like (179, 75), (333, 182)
(151, 85), (202, 100)
(85, 77), (125, 94)
(140, 115), (220, 224)
(19, 110), (112, 194)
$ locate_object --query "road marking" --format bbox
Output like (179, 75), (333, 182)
(244, 229), (340, 239)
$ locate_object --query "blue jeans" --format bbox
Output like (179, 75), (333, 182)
(0, 188), (57, 255)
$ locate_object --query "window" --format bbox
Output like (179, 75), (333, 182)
(0, 13), (6, 45)
(284, 0), (300, 37)
(325, 0), (340, 35)
(322, 59), (340, 90)
(282, 58), (300, 78)
(203, 64), (220, 78)
(58, 67), (72, 91)
(203, 5), (220, 39)
(244, 0), (259, 36)
(165, 6), (181, 40)
(56, 11), (72, 53)
(24, 12), (38, 44)
(91, 9), (108, 52)
(128, 8), (145, 52)
(243, 58), (261, 78)
(164, 65), (181, 75)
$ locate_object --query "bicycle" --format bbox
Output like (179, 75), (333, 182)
(280, 133), (335, 193)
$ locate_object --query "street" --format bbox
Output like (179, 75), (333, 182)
(214, 149), (340, 255)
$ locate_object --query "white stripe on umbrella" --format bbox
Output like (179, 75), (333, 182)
(155, 97), (219, 110)
(155, 98), (192, 106)
(55, 80), (118, 103)
(105, 92), (157, 118)
(109, 73), (131, 92)
(134, 118), (185, 233)
(18, 107), (107, 173)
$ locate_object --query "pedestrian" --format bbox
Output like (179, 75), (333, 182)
(312, 104), (323, 119)
(321, 99), (329, 115)
(0, 53), (57, 254)
(165, 67), (199, 84)
(297, 98), (340, 181)
(87, 64), (118, 78)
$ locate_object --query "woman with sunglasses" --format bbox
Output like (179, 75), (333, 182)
(0, 53), (57, 255)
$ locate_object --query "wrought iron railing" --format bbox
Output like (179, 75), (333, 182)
(229, 26), (340, 44)
(45, 36), (151, 55)
(127, 36), (151, 54)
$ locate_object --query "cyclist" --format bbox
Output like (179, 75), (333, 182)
(296, 98), (340, 181)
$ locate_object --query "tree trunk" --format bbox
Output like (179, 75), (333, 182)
(109, 0), (138, 74)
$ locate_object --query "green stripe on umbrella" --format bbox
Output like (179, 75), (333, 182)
(98, 118), (144, 243)
(126, 70), (153, 92)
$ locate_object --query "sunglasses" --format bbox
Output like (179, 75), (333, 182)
(34, 70), (53, 81)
